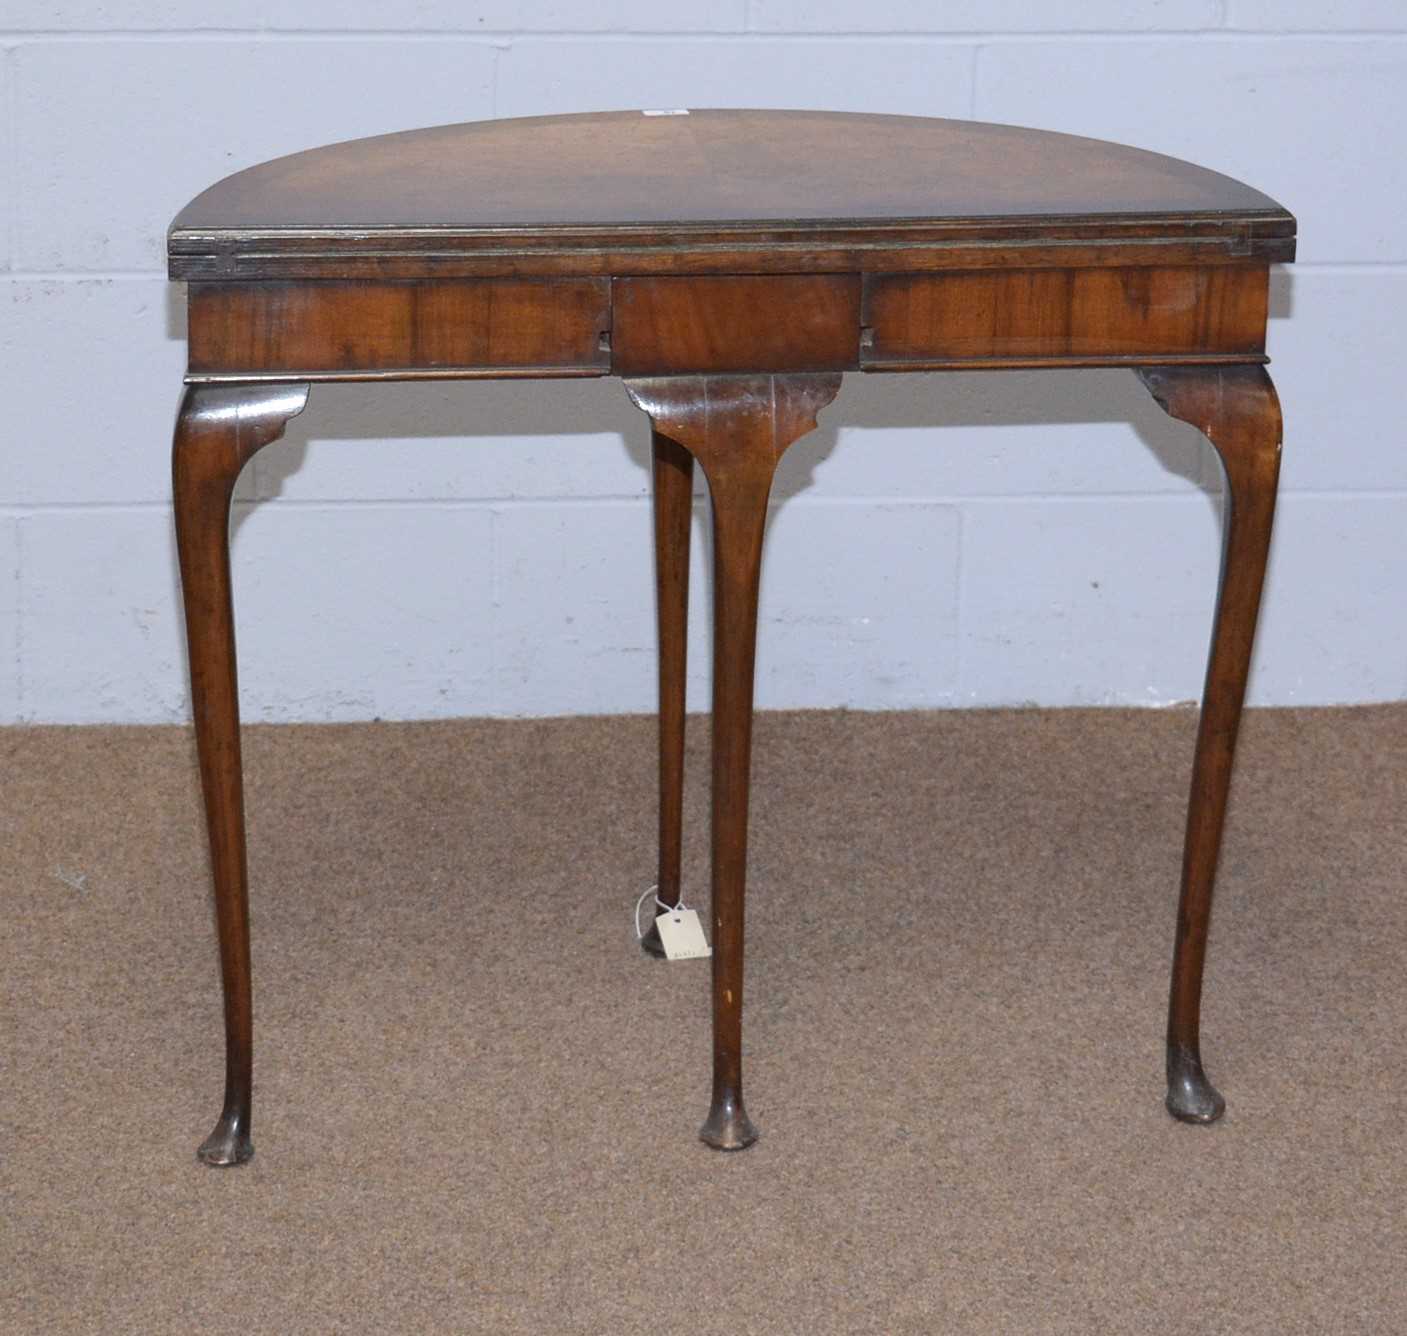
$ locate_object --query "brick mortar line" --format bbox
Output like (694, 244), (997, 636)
(3, 490), (1406, 519)
(2, 30), (1407, 42)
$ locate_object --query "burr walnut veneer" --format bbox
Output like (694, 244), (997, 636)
(168, 110), (1294, 1165)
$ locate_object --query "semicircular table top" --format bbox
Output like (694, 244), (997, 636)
(168, 109), (1294, 277)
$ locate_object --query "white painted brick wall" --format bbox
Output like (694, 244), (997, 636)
(494, 39), (975, 119)
(0, 518), (17, 716)
(1, 2), (1402, 723)
(973, 38), (1407, 264)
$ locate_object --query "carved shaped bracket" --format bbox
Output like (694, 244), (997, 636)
(624, 373), (842, 487)
(1134, 361), (1283, 1127)
(174, 383), (311, 489)
(1136, 365), (1281, 479)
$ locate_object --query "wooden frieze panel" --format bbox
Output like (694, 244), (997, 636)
(861, 266), (1270, 368)
(187, 278), (611, 379)
(611, 275), (862, 376)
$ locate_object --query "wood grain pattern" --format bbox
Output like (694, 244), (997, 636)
(187, 279), (610, 378)
(640, 431), (695, 960)
(170, 229), (1293, 283)
(168, 111), (1293, 281)
(612, 275), (860, 375)
(172, 381), (311, 1167)
(1137, 364), (1282, 1125)
(625, 373), (844, 1150)
(863, 266), (1270, 367)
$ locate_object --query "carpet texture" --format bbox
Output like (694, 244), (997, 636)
(3, 706), (1406, 1334)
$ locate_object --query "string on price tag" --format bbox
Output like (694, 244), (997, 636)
(634, 885), (712, 961)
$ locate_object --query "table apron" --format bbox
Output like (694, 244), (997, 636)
(861, 266), (1269, 368)
(183, 265), (1271, 381)
(186, 277), (613, 379)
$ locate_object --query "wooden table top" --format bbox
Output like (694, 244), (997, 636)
(168, 110), (1295, 281)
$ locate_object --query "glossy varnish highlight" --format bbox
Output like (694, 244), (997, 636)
(169, 110), (1294, 280)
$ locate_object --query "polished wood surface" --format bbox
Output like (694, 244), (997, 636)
(642, 431), (695, 961)
(1136, 365), (1282, 1123)
(613, 275), (861, 376)
(188, 278), (610, 378)
(172, 110), (1289, 230)
(168, 110), (1293, 281)
(168, 110), (1294, 1163)
(172, 382), (310, 1166)
(863, 266), (1270, 368)
(184, 265), (1277, 384)
(624, 374), (844, 1149)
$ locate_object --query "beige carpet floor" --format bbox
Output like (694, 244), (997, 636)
(3, 706), (1406, 1334)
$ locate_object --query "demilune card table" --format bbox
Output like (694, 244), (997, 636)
(166, 109), (1295, 1166)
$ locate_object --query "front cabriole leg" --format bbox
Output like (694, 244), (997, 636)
(625, 374), (842, 1150)
(1137, 365), (1282, 1125)
(172, 382), (310, 1165)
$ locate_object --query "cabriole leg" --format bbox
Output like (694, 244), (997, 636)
(172, 381), (309, 1165)
(1137, 365), (1282, 1124)
(625, 374), (842, 1149)
(641, 431), (695, 959)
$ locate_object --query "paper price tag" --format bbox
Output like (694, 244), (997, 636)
(655, 908), (712, 961)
